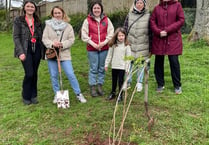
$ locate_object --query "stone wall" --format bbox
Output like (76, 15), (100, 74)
(38, 0), (87, 17)
(39, 0), (159, 17)
(10, 0), (160, 19)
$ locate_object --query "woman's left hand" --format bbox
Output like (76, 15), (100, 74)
(58, 42), (63, 48)
(105, 67), (108, 71)
(160, 30), (167, 37)
(98, 42), (106, 50)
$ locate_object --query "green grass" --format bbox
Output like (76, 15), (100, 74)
(0, 32), (208, 145)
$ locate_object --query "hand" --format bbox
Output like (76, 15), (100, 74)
(91, 42), (99, 50)
(58, 42), (63, 48)
(98, 42), (106, 50)
(160, 31), (167, 37)
(105, 67), (108, 71)
(19, 54), (26, 61)
(53, 40), (61, 48)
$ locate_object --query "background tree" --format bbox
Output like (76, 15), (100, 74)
(0, 0), (4, 9)
(147, 0), (159, 10)
(189, 0), (209, 42)
(5, 0), (12, 31)
(181, 0), (196, 8)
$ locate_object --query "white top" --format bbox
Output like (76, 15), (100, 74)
(105, 42), (131, 71)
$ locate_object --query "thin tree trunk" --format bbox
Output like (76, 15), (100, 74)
(6, 0), (11, 31)
(190, 0), (209, 41)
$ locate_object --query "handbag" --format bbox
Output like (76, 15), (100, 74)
(45, 31), (64, 59)
(45, 46), (59, 59)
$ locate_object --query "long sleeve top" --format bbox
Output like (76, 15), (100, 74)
(105, 42), (131, 72)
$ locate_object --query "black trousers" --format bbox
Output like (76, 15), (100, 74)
(111, 69), (125, 93)
(21, 42), (41, 100)
(154, 55), (181, 88)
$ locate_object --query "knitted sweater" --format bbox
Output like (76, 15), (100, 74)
(105, 42), (131, 72)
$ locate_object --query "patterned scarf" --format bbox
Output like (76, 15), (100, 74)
(133, 6), (145, 14)
(45, 18), (67, 36)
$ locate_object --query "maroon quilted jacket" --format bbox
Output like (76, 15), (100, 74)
(150, 0), (185, 55)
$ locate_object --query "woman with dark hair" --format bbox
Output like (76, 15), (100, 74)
(13, 0), (45, 105)
(42, 6), (87, 104)
(81, 2), (114, 97)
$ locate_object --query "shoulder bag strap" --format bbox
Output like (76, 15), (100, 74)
(59, 30), (64, 41)
(127, 13), (145, 34)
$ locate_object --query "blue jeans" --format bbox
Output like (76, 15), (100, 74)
(88, 50), (108, 85)
(47, 60), (81, 95)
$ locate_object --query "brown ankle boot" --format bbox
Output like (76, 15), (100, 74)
(97, 84), (104, 96)
(90, 85), (98, 97)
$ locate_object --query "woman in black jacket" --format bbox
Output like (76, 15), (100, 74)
(13, 0), (45, 105)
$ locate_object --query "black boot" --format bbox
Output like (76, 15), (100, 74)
(97, 84), (104, 96)
(90, 85), (98, 97)
(31, 97), (39, 104)
(106, 92), (116, 100)
(117, 93), (123, 102)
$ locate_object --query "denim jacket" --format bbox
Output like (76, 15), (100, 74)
(13, 16), (45, 59)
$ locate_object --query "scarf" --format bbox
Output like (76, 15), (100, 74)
(132, 6), (145, 14)
(46, 18), (67, 36)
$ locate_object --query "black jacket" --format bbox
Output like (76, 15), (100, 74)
(13, 16), (45, 59)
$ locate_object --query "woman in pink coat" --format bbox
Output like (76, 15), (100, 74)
(150, 0), (184, 94)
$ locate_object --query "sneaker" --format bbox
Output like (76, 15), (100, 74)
(122, 82), (131, 91)
(136, 82), (143, 92)
(156, 86), (164, 93)
(175, 87), (182, 94)
(53, 95), (57, 104)
(77, 93), (87, 103)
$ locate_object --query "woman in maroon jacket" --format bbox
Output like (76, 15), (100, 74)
(150, 0), (185, 94)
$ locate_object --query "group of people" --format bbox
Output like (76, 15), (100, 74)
(13, 0), (185, 105)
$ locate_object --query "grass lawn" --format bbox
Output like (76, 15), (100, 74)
(0, 32), (208, 145)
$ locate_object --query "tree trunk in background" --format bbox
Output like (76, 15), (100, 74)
(5, 0), (8, 30)
(147, 0), (159, 11)
(189, 0), (209, 41)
